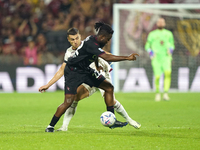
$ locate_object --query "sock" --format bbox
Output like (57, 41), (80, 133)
(62, 101), (78, 128)
(114, 99), (131, 122)
(107, 106), (114, 114)
(49, 115), (60, 127)
(164, 71), (171, 92)
(155, 76), (160, 93)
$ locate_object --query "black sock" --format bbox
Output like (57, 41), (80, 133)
(107, 106), (114, 114)
(49, 115), (60, 127)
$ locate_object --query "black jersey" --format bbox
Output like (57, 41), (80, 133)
(65, 35), (105, 73)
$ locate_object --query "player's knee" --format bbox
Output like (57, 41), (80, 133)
(106, 84), (114, 93)
(64, 95), (75, 105)
(155, 75), (160, 80)
(164, 71), (171, 77)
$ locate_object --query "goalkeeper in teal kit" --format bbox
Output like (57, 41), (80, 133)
(145, 18), (175, 101)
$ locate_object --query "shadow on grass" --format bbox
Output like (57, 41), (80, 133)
(1, 127), (199, 140)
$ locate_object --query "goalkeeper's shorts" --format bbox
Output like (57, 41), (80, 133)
(151, 58), (172, 76)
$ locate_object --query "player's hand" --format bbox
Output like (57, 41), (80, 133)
(96, 66), (103, 72)
(38, 85), (49, 93)
(127, 53), (139, 61)
(168, 48), (174, 55)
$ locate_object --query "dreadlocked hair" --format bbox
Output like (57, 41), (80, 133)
(67, 28), (79, 37)
(94, 22), (114, 35)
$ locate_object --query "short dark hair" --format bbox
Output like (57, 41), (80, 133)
(94, 22), (114, 36)
(67, 28), (79, 37)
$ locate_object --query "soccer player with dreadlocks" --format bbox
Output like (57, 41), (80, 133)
(39, 22), (140, 132)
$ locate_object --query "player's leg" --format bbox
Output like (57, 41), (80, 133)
(98, 80), (115, 112)
(152, 59), (162, 101)
(45, 94), (75, 132)
(99, 87), (141, 129)
(57, 84), (91, 131)
(113, 99), (141, 129)
(163, 59), (172, 100)
(164, 71), (171, 92)
(98, 80), (128, 128)
(99, 71), (140, 128)
(46, 73), (81, 132)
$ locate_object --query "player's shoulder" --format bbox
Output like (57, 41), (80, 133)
(65, 46), (74, 53)
(84, 35), (99, 48)
(164, 29), (173, 34)
(151, 29), (157, 33)
(148, 30), (157, 36)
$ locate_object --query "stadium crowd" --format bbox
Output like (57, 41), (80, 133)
(0, 0), (176, 65)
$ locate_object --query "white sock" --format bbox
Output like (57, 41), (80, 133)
(62, 101), (78, 129)
(114, 99), (131, 122)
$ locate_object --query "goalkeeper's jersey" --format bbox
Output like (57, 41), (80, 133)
(145, 29), (175, 59)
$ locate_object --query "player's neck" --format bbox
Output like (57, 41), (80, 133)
(72, 47), (77, 50)
(157, 27), (164, 30)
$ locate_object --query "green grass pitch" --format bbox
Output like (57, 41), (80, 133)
(0, 91), (200, 150)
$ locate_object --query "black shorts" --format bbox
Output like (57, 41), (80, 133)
(64, 66), (106, 95)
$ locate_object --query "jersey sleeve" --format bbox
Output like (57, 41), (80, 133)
(168, 31), (175, 50)
(64, 47), (72, 63)
(145, 32), (153, 51)
(64, 51), (68, 62)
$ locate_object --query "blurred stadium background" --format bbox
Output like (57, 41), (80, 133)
(0, 0), (200, 93)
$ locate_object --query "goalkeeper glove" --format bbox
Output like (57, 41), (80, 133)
(147, 49), (154, 58)
(168, 48), (174, 55)
(169, 48), (174, 54)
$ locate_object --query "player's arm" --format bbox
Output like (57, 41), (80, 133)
(145, 32), (154, 58)
(104, 51), (112, 55)
(38, 62), (66, 92)
(168, 32), (175, 54)
(145, 32), (152, 51)
(88, 43), (139, 62)
(99, 53), (139, 62)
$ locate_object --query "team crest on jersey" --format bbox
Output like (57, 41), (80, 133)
(98, 48), (104, 52)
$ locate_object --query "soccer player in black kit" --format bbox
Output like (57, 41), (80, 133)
(39, 22), (139, 132)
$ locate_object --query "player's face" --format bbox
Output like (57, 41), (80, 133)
(157, 18), (166, 29)
(99, 34), (112, 48)
(68, 34), (81, 49)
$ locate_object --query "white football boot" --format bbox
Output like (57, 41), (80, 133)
(128, 119), (141, 129)
(163, 93), (170, 101)
(155, 93), (161, 102)
(56, 126), (68, 131)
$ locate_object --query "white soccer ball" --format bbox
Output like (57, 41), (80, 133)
(100, 111), (116, 127)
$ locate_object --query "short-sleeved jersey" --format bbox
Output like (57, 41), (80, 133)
(65, 35), (105, 73)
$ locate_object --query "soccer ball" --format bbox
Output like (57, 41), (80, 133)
(100, 111), (116, 127)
